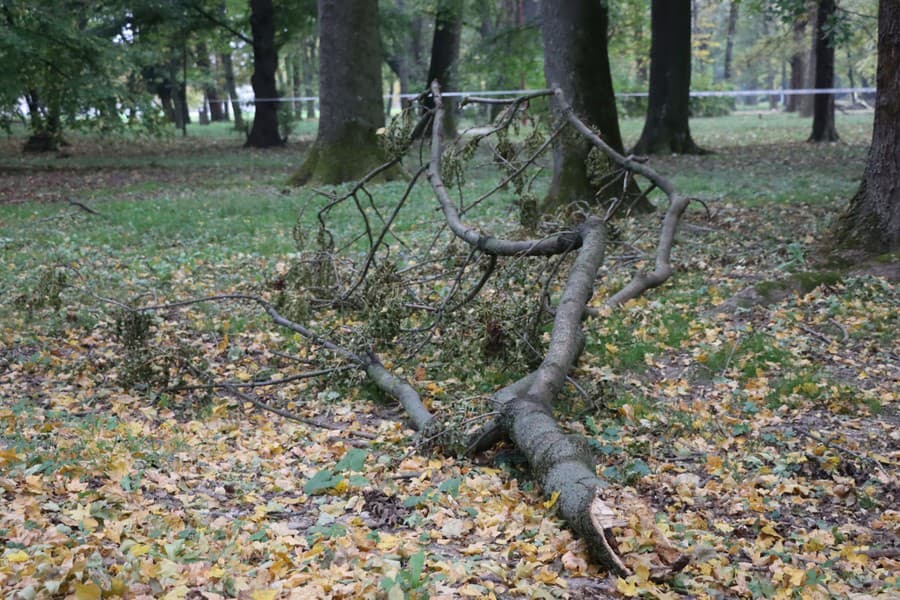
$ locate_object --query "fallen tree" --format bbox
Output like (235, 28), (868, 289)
(114, 84), (694, 576)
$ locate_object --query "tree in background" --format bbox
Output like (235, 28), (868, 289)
(632, 0), (703, 155)
(468, 0), (542, 120)
(290, 0), (393, 185)
(541, 0), (649, 212)
(808, 0), (839, 142)
(722, 0), (740, 81)
(382, 0), (429, 111)
(831, 0), (898, 254)
(785, 9), (810, 113)
(0, 0), (159, 150)
(245, 0), (282, 147)
(419, 0), (464, 138)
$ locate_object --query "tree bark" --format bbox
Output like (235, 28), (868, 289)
(290, 0), (395, 185)
(541, 0), (650, 213)
(800, 3), (818, 117)
(722, 0), (739, 81)
(246, 0), (283, 148)
(786, 13), (808, 112)
(421, 0), (464, 138)
(808, 0), (839, 142)
(831, 0), (899, 254)
(220, 51), (244, 130)
(301, 40), (317, 119)
(196, 42), (222, 124)
(632, 0), (703, 155)
(290, 48), (302, 120)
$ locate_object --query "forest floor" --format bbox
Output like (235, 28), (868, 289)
(0, 111), (897, 599)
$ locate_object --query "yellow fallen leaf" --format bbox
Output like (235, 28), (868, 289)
(6, 549), (28, 563)
(74, 582), (102, 600)
(209, 566), (226, 578)
(376, 533), (399, 551)
(129, 543), (152, 557)
(543, 490), (560, 509)
(616, 577), (639, 597)
(534, 566), (560, 584)
(108, 456), (131, 481)
(250, 590), (278, 600)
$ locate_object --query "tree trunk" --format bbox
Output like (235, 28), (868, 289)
(173, 80), (190, 129)
(786, 13), (808, 113)
(196, 42), (225, 123)
(207, 56), (226, 122)
(800, 3), (817, 117)
(421, 0), (464, 138)
(246, 0), (283, 148)
(541, 0), (650, 213)
(831, 0), (899, 254)
(290, 0), (396, 185)
(722, 0), (739, 81)
(632, 0), (703, 155)
(809, 0), (839, 142)
(22, 90), (62, 152)
(290, 48), (302, 119)
(807, 0), (838, 142)
(302, 39), (317, 119)
(220, 51), (244, 130)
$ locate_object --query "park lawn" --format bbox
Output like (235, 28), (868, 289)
(1, 110), (897, 599)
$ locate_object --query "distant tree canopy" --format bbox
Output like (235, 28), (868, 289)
(0, 0), (878, 153)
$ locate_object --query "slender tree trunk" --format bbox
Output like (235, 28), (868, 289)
(302, 40), (317, 119)
(246, 0), (283, 148)
(207, 55), (226, 122)
(421, 0), (464, 138)
(632, 0), (703, 155)
(220, 52), (244, 130)
(800, 3), (817, 117)
(173, 80), (189, 129)
(290, 48), (302, 119)
(541, 0), (650, 212)
(786, 13), (809, 112)
(290, 0), (396, 185)
(722, 0), (739, 81)
(196, 42), (225, 123)
(809, 0), (839, 142)
(831, 0), (899, 254)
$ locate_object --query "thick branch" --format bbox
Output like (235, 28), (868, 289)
(552, 88), (690, 307)
(427, 81), (580, 257)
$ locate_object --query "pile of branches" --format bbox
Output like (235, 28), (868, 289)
(114, 83), (692, 576)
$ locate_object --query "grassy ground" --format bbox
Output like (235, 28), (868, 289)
(1, 110), (897, 599)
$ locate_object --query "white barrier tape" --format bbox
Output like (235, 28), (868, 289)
(234, 87), (876, 104)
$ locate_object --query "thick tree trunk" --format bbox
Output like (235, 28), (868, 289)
(786, 14), (808, 113)
(220, 52), (244, 130)
(290, 0), (395, 185)
(421, 0), (463, 138)
(541, 0), (650, 213)
(831, 0), (899, 254)
(809, 0), (839, 142)
(632, 0), (703, 155)
(722, 0), (739, 81)
(246, 0), (283, 148)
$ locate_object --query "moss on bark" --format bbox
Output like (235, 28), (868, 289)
(289, 124), (401, 186)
